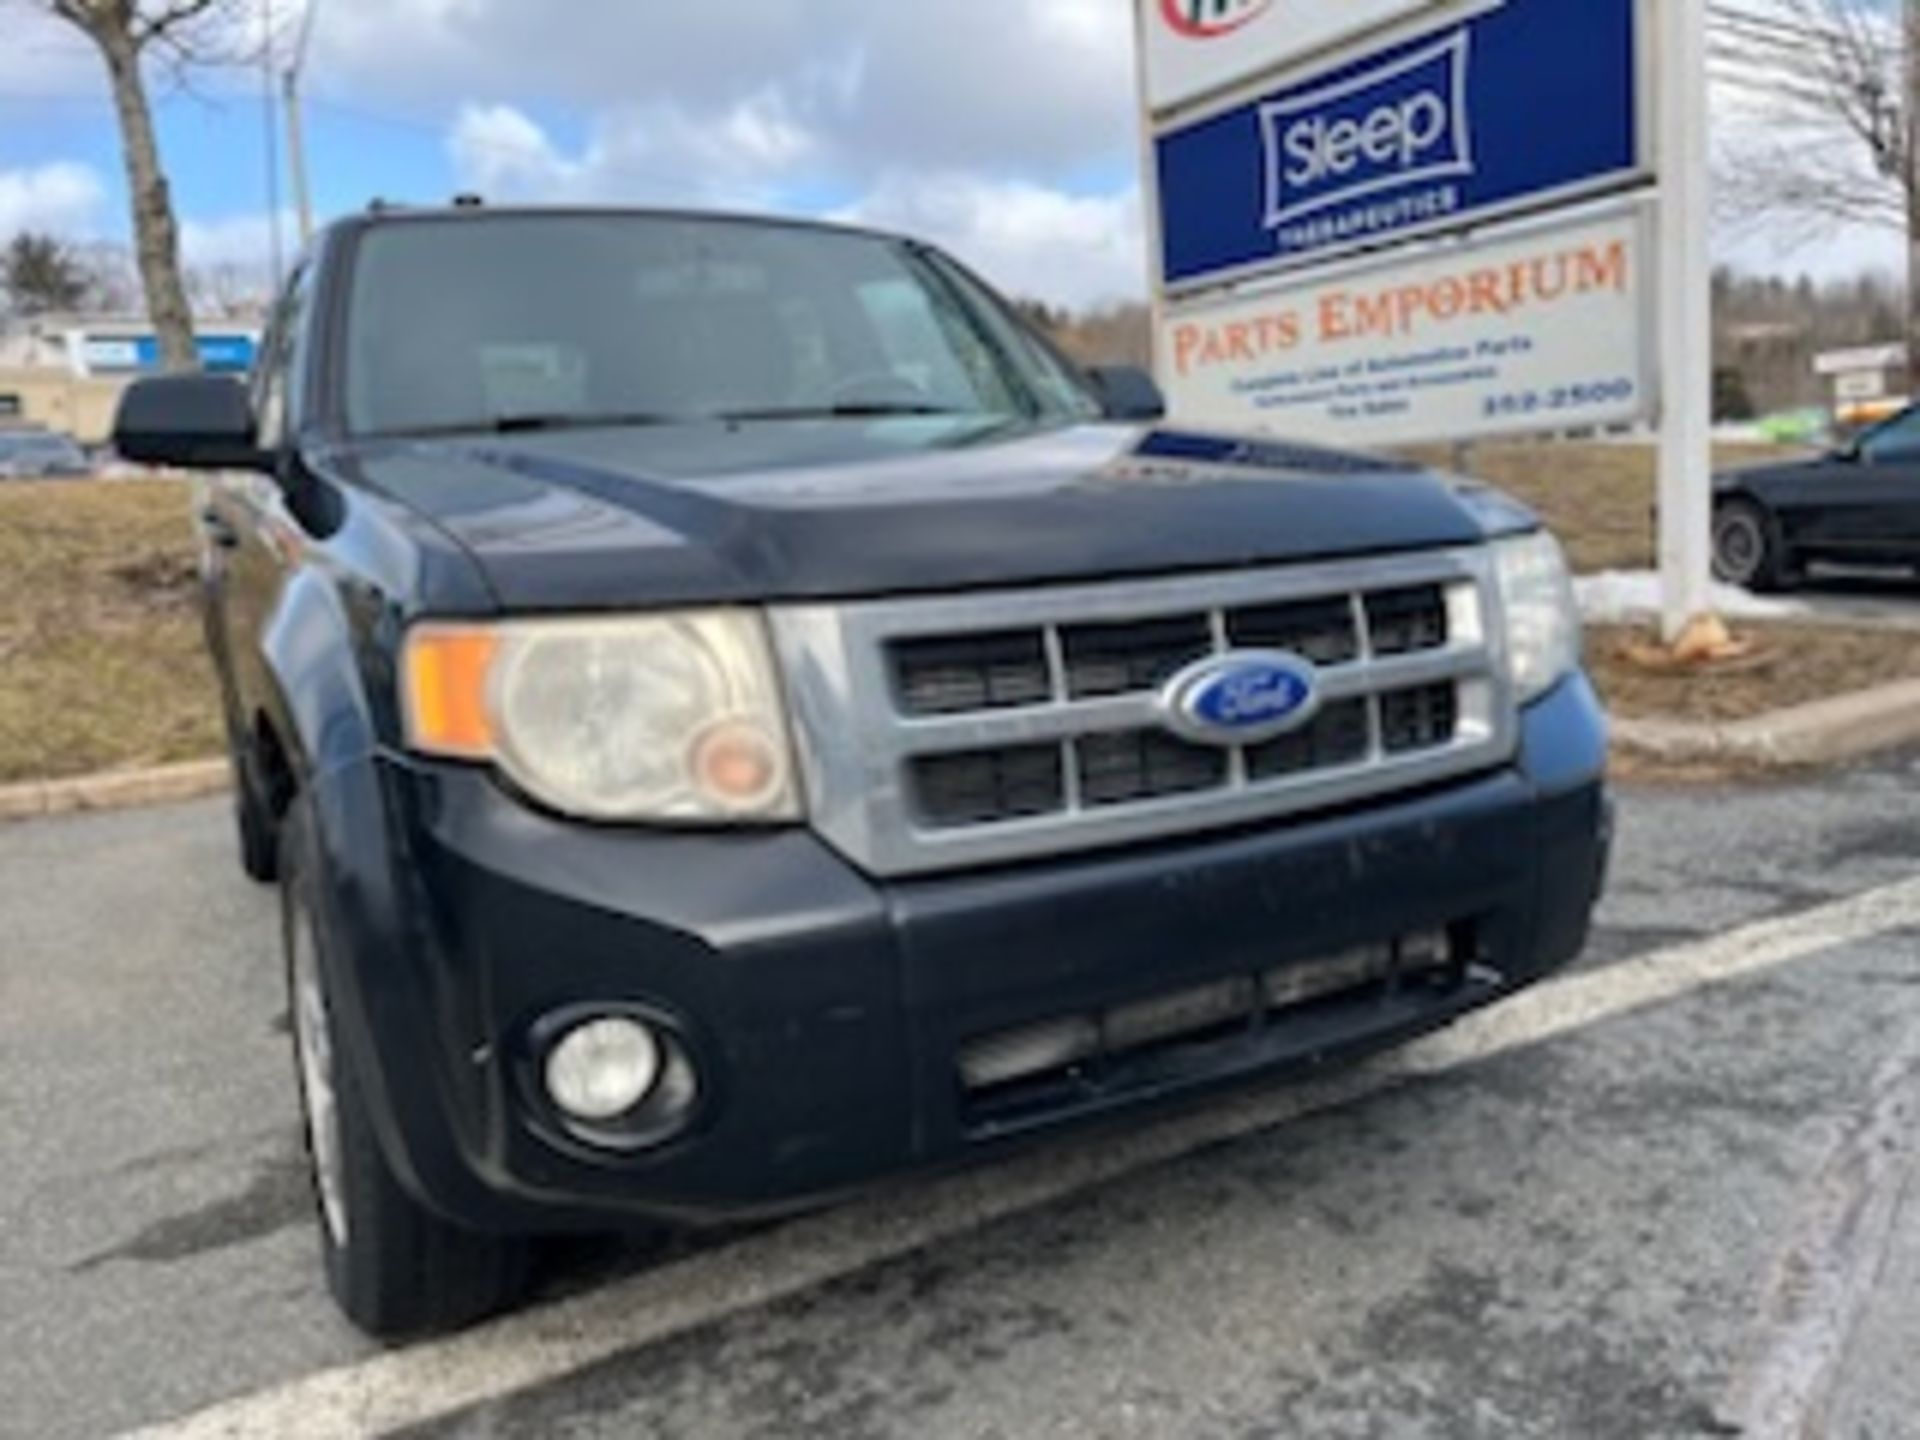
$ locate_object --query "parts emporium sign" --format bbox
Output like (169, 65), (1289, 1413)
(1160, 206), (1651, 447)
(1153, 0), (1642, 290)
(1143, 0), (1449, 113)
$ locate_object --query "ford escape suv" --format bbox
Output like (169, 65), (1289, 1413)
(112, 205), (1610, 1336)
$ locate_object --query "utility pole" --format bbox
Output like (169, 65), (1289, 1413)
(1658, 0), (1714, 643)
(284, 0), (319, 248)
(283, 68), (313, 247)
(261, 0), (283, 294)
(1907, 0), (1920, 397)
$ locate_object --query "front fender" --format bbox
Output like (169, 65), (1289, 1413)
(257, 564), (503, 1222)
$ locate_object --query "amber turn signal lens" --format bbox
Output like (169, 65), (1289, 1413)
(688, 720), (785, 811)
(402, 626), (500, 758)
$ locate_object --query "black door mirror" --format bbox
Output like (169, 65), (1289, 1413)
(1086, 365), (1167, 422)
(112, 374), (262, 470)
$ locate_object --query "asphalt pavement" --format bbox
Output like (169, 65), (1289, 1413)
(4, 761), (1920, 1439)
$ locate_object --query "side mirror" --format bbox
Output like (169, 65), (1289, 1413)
(1087, 365), (1167, 422)
(112, 374), (262, 470)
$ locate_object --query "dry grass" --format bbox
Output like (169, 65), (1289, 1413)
(0, 479), (222, 783)
(1400, 440), (1802, 575)
(1588, 622), (1920, 725)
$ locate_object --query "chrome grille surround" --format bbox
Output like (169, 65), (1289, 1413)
(770, 547), (1518, 879)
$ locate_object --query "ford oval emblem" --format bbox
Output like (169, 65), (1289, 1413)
(1163, 651), (1321, 746)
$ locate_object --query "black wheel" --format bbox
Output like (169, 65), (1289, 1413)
(281, 798), (531, 1337)
(1713, 498), (1796, 593)
(233, 751), (278, 883)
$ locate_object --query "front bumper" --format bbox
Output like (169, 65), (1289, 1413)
(312, 675), (1611, 1232)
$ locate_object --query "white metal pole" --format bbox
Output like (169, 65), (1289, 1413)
(1132, 0), (1169, 389)
(286, 0), (321, 248)
(284, 69), (314, 248)
(1657, 0), (1713, 643)
(261, 0), (284, 295)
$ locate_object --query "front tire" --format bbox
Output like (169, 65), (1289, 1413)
(1713, 498), (1795, 593)
(228, 736), (279, 884)
(281, 798), (530, 1337)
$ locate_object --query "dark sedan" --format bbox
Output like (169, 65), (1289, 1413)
(1713, 404), (1920, 591)
(0, 428), (91, 480)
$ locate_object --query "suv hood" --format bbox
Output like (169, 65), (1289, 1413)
(337, 420), (1508, 611)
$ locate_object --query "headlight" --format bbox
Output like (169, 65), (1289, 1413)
(1491, 531), (1581, 703)
(401, 611), (800, 823)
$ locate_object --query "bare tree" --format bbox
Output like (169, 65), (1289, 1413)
(72, 239), (143, 312)
(20, 0), (245, 370)
(1, 232), (94, 315)
(185, 259), (271, 319)
(1713, 0), (1920, 386)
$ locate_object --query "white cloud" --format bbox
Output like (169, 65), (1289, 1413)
(321, 0), (1133, 179)
(0, 161), (107, 238)
(178, 209), (301, 271)
(843, 173), (1147, 310)
(0, 10), (102, 99)
(449, 95), (827, 211)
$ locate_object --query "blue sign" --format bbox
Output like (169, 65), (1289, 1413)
(85, 333), (259, 375)
(1155, 0), (1640, 289)
(1165, 652), (1321, 746)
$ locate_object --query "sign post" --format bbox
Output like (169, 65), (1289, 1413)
(1656, 0), (1713, 643)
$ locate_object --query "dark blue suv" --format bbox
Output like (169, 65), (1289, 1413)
(113, 205), (1610, 1336)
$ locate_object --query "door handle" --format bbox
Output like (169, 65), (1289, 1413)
(201, 508), (240, 550)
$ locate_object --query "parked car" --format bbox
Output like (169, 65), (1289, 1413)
(0, 428), (91, 479)
(112, 204), (1612, 1337)
(1714, 402), (1920, 590)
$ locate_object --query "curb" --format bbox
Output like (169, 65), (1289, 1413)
(1611, 678), (1920, 769)
(0, 759), (230, 823)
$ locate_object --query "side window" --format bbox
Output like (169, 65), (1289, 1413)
(252, 265), (312, 449)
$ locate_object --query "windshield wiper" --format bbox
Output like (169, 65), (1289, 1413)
(487, 410), (680, 434)
(716, 402), (972, 422)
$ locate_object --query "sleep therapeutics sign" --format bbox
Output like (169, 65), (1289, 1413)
(1159, 205), (1650, 447)
(1154, 0), (1641, 289)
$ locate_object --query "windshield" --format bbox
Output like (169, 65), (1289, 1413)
(342, 214), (1101, 438)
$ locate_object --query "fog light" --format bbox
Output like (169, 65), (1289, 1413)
(544, 1017), (662, 1122)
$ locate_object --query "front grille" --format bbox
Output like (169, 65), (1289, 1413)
(1229, 596), (1362, 665)
(1246, 698), (1371, 781)
(1062, 615), (1212, 700)
(1380, 683), (1460, 755)
(771, 549), (1517, 877)
(1366, 587), (1450, 656)
(912, 744), (1064, 828)
(893, 630), (1050, 716)
(887, 583), (1456, 826)
(1077, 730), (1228, 808)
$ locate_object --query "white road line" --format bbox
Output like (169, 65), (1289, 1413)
(123, 876), (1920, 1440)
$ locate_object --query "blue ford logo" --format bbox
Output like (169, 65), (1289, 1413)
(1164, 651), (1321, 746)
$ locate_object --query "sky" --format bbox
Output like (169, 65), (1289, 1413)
(0, 0), (1904, 311)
